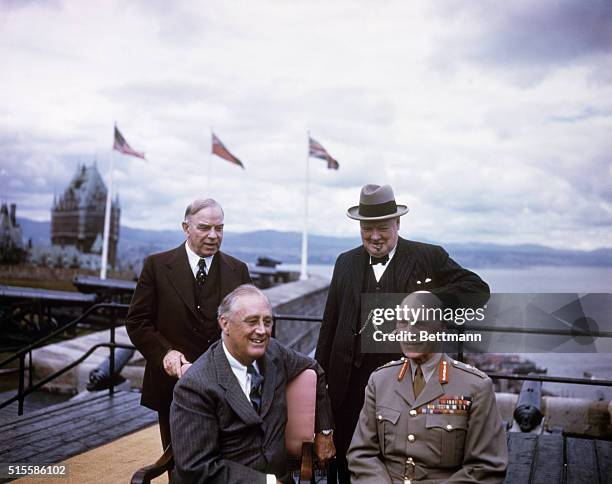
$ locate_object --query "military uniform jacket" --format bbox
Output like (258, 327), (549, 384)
(348, 354), (507, 483)
(125, 244), (251, 411)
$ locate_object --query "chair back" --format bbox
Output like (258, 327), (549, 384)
(284, 369), (316, 458)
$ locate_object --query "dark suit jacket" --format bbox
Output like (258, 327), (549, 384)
(170, 338), (334, 484)
(125, 244), (251, 411)
(315, 237), (490, 408)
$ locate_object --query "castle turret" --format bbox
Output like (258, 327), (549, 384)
(0, 202), (25, 263)
(51, 164), (120, 267)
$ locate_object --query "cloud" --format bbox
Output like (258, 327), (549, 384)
(429, 0), (612, 85)
(0, 0), (610, 251)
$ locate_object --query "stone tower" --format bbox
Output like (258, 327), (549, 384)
(51, 164), (120, 267)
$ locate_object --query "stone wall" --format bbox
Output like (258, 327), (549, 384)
(0, 264), (135, 290)
(30, 274), (331, 393)
(264, 274), (329, 355)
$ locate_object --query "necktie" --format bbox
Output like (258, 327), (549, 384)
(371, 254), (389, 266)
(247, 364), (264, 412)
(196, 258), (207, 287)
(413, 364), (425, 398)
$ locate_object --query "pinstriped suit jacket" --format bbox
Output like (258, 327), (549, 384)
(315, 236), (490, 409)
(170, 338), (333, 484)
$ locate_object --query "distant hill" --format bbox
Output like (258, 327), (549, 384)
(16, 218), (612, 268)
(17, 218), (51, 247)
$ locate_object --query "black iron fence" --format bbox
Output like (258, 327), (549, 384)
(0, 302), (129, 415)
(2, 311), (612, 417)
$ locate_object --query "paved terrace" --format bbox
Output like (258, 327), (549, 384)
(0, 389), (610, 483)
(1, 277), (611, 482)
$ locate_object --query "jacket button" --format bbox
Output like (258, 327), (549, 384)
(408, 434), (415, 442)
(377, 415), (383, 421)
(409, 410), (417, 416)
(446, 424), (453, 430)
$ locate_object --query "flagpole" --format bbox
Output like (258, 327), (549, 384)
(100, 149), (115, 280)
(300, 133), (310, 281)
(208, 128), (213, 194)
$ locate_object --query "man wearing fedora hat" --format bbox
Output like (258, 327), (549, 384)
(315, 184), (490, 483)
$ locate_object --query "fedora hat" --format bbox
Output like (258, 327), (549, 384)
(347, 184), (409, 221)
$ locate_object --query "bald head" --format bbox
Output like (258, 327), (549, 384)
(184, 198), (224, 223)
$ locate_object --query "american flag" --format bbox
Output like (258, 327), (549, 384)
(113, 125), (146, 160)
(212, 133), (244, 169)
(308, 136), (339, 170)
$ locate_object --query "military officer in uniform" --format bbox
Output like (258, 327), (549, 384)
(347, 293), (507, 483)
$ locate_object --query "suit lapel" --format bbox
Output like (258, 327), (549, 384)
(394, 366), (416, 407)
(394, 355), (448, 408)
(394, 237), (416, 291)
(348, 248), (366, 315)
(348, 238), (416, 303)
(214, 344), (263, 426)
(165, 245), (200, 321)
(258, 351), (278, 419)
(217, 251), (238, 297)
(414, 355), (446, 408)
(414, 375), (445, 408)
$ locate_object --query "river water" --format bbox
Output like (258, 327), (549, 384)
(284, 263), (612, 399)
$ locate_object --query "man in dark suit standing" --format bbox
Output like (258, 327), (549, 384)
(315, 184), (490, 483)
(170, 284), (335, 483)
(126, 198), (251, 450)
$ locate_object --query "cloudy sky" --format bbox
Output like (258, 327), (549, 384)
(1, 0), (611, 250)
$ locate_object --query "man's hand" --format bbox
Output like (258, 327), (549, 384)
(314, 432), (336, 467)
(180, 363), (192, 377)
(163, 350), (190, 378)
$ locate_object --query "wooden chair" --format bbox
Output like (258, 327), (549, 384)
(284, 368), (317, 483)
(131, 369), (318, 484)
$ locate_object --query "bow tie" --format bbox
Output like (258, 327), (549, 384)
(370, 254), (389, 266)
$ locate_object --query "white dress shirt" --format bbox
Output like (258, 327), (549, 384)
(370, 243), (397, 282)
(185, 242), (214, 278)
(221, 342), (274, 483)
(221, 341), (261, 400)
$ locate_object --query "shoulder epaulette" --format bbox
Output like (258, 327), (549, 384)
(450, 359), (487, 379)
(373, 358), (405, 373)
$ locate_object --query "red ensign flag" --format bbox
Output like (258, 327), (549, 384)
(212, 133), (244, 169)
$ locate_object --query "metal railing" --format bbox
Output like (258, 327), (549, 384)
(3, 310), (612, 417)
(272, 314), (322, 349)
(0, 302), (129, 415)
(273, 314), (612, 388)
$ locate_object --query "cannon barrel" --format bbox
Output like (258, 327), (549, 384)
(87, 348), (135, 391)
(513, 375), (544, 432)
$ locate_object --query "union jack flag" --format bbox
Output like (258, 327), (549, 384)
(212, 133), (244, 169)
(308, 136), (339, 169)
(113, 125), (146, 160)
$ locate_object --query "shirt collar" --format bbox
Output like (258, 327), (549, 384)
(222, 340), (259, 373)
(185, 241), (214, 273)
(369, 243), (397, 265)
(410, 352), (442, 383)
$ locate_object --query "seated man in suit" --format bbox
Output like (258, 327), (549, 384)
(348, 292), (507, 483)
(170, 284), (336, 484)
